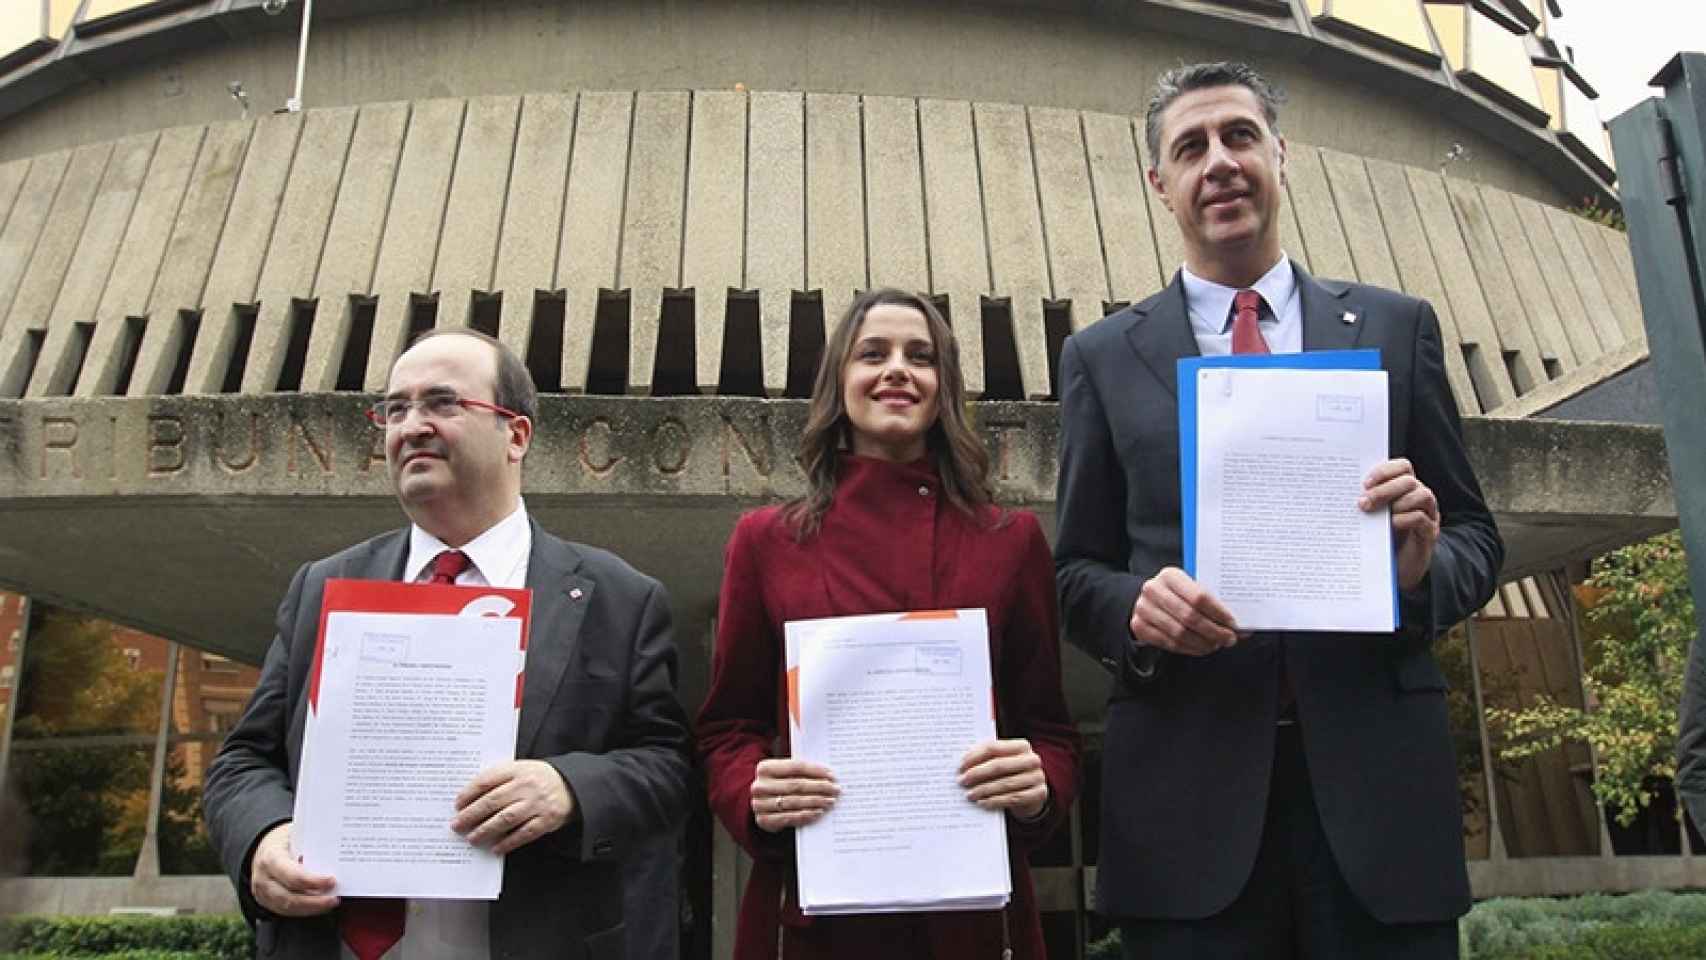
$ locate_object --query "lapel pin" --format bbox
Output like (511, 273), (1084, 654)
(569, 588), (584, 600)
(1341, 311), (1358, 325)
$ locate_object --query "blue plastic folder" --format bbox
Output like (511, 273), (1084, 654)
(1178, 348), (1398, 631)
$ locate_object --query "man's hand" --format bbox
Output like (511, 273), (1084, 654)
(1362, 458), (1439, 591)
(250, 822), (339, 917)
(452, 760), (574, 856)
(959, 739), (1048, 820)
(750, 758), (839, 833)
(1130, 566), (1240, 655)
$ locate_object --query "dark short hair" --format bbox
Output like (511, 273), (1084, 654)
(404, 327), (538, 424)
(1144, 61), (1286, 166)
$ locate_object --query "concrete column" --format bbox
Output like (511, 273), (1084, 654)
(0, 595), (30, 822)
(1466, 618), (1509, 861)
(133, 641), (179, 880)
(1551, 569), (1615, 859)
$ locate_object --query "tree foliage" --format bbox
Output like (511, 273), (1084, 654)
(1489, 532), (1696, 826)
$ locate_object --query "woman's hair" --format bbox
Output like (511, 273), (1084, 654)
(781, 288), (997, 539)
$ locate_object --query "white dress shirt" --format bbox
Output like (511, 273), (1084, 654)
(1182, 254), (1303, 356)
(343, 500), (531, 960)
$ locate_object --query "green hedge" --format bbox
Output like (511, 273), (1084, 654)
(1463, 890), (1706, 957)
(0, 916), (250, 960)
(1484, 923), (1706, 960)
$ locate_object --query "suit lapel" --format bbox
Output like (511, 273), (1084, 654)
(1123, 272), (1199, 399)
(515, 520), (592, 755)
(1296, 262), (1364, 353)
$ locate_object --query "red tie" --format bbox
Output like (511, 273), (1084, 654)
(338, 551), (470, 959)
(428, 549), (472, 585)
(1231, 289), (1269, 355)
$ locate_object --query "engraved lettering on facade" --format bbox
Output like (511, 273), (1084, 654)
(286, 416), (334, 476)
(41, 416), (80, 480)
(213, 411), (260, 474)
(147, 416), (186, 476)
(720, 414), (772, 479)
(985, 421), (1026, 481)
(358, 430), (386, 474)
(579, 417), (624, 477)
(652, 418), (690, 475)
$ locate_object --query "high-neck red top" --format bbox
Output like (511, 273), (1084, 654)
(696, 454), (1081, 960)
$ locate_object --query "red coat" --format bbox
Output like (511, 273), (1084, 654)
(696, 455), (1081, 960)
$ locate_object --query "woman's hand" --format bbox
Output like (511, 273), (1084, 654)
(751, 759), (840, 833)
(959, 739), (1048, 821)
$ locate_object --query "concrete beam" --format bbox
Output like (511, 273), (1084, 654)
(0, 396), (1675, 714)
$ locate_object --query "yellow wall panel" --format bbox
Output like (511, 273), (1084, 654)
(0, 6), (46, 65)
(81, 0), (164, 24)
(1534, 64), (1563, 129)
(1326, 0), (1435, 56)
(1425, 3), (1465, 67)
(47, 0), (77, 38)
(1467, 8), (1544, 112)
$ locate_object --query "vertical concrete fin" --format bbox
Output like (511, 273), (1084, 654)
(973, 101), (1051, 399)
(363, 97), (467, 391)
(0, 144), (112, 397)
(1030, 107), (1108, 333)
(1477, 185), (1579, 371)
(243, 106), (359, 394)
(79, 125), (206, 397)
(492, 93), (576, 377)
(1136, 124), (1188, 288)
(1082, 112), (1162, 305)
(1600, 221), (1642, 314)
(1445, 176), (1546, 394)
(29, 131), (158, 397)
(432, 95), (523, 334)
(0, 152), (68, 338)
(1573, 217), (1643, 344)
(1362, 158), (1480, 415)
(1510, 193), (1605, 363)
(131, 120), (254, 397)
(617, 90), (690, 396)
(918, 97), (990, 397)
(1404, 166), (1516, 410)
(1277, 177), (1310, 273)
(0, 157), (32, 245)
(804, 92), (867, 340)
(1539, 203), (1622, 356)
(1283, 144), (1355, 283)
(186, 110), (305, 395)
(5, 142), (113, 338)
(682, 89), (747, 394)
(1317, 148), (1400, 291)
(557, 91), (632, 394)
(862, 95), (928, 296)
(302, 100), (411, 393)
(745, 91), (805, 397)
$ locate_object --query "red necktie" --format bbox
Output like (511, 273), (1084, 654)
(1231, 289), (1269, 355)
(428, 549), (472, 585)
(338, 551), (471, 959)
(1230, 290), (1297, 715)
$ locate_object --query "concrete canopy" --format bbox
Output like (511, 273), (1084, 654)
(0, 395), (1675, 718)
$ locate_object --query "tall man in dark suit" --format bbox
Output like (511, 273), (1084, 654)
(1054, 62), (1503, 957)
(204, 328), (691, 960)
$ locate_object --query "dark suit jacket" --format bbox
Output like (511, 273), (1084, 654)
(203, 519), (693, 960)
(1054, 264), (1502, 925)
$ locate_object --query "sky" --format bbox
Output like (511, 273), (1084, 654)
(1548, 0), (1706, 122)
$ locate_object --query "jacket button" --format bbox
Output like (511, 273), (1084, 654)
(918, 485), (931, 496)
(593, 838), (614, 857)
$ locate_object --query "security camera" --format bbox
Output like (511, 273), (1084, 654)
(261, 0), (289, 15)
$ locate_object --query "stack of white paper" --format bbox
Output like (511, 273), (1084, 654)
(785, 609), (1010, 915)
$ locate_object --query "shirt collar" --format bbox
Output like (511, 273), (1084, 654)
(1182, 254), (1296, 336)
(404, 499), (530, 586)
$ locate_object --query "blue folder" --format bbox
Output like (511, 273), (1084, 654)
(1177, 348), (1398, 630)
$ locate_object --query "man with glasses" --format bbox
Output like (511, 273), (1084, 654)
(204, 328), (691, 960)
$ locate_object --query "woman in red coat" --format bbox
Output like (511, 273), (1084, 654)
(696, 288), (1081, 959)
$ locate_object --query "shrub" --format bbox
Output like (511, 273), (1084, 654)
(1463, 892), (1706, 958)
(0, 916), (250, 960)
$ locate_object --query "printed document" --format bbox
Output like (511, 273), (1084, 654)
(292, 579), (531, 899)
(1183, 355), (1396, 631)
(786, 609), (1010, 915)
